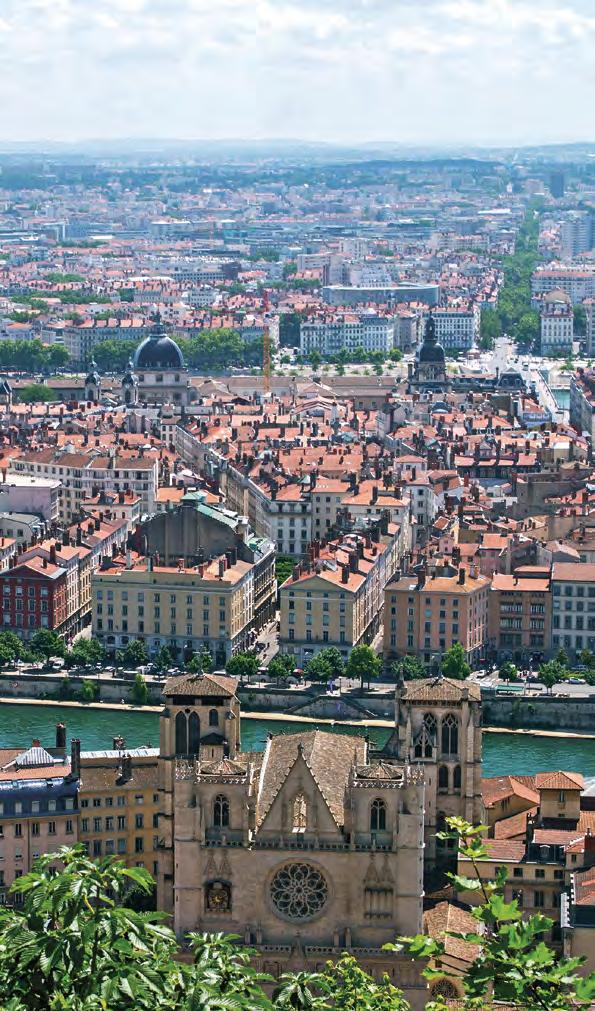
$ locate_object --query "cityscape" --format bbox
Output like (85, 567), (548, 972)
(0, 0), (594, 1007)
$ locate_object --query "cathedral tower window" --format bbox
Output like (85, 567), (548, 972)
(175, 711), (187, 755)
(453, 764), (462, 790)
(438, 765), (449, 791)
(188, 712), (200, 755)
(213, 795), (230, 828)
(209, 708), (219, 727)
(441, 714), (459, 756)
(370, 798), (387, 832)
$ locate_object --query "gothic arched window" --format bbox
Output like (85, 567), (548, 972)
(423, 713), (437, 758)
(438, 765), (449, 791)
(292, 793), (307, 831)
(175, 711), (187, 755)
(453, 764), (462, 790)
(441, 714), (459, 756)
(214, 795), (230, 828)
(188, 712), (200, 754)
(370, 798), (387, 832)
(209, 708), (219, 727)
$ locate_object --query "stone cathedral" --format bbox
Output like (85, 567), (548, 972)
(156, 672), (483, 1005)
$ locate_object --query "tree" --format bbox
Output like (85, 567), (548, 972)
(65, 637), (105, 667)
(276, 554), (297, 586)
(345, 644), (382, 690)
(579, 647), (595, 668)
(0, 631), (30, 661)
(539, 658), (566, 694)
(153, 645), (173, 671)
(401, 817), (595, 1010)
(554, 645), (569, 667)
(574, 304), (587, 336)
(18, 383), (57, 404)
(268, 653), (296, 684)
(303, 652), (334, 683)
(132, 672), (149, 705)
(392, 655), (426, 681)
(479, 307), (501, 349)
(80, 678), (99, 702)
(30, 629), (64, 659)
(309, 349), (322, 370)
(440, 642), (471, 680)
(118, 639), (148, 667)
(45, 344), (70, 372)
(226, 651), (260, 681)
(315, 647), (345, 681)
(499, 660), (519, 682)
(186, 649), (213, 674)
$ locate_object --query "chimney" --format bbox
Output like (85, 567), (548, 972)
(458, 567), (466, 585)
(218, 558), (225, 578)
(49, 544), (57, 566)
(341, 564), (349, 584)
(119, 753), (132, 782)
(349, 551), (358, 574)
(55, 722), (66, 750)
(70, 738), (81, 780)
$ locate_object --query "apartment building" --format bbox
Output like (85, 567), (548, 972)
(430, 304), (480, 352)
(551, 562), (595, 658)
(0, 554), (68, 638)
(461, 772), (586, 946)
(585, 299), (595, 356)
(79, 748), (160, 877)
(540, 289), (573, 356)
(11, 451), (158, 522)
(279, 518), (402, 664)
(489, 567), (552, 663)
(0, 736), (79, 905)
(531, 268), (595, 306)
(570, 369), (595, 441)
(561, 212), (592, 261)
(383, 562), (490, 667)
(300, 312), (396, 356)
(0, 474), (60, 523)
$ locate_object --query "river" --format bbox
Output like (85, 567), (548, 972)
(2, 702), (595, 778)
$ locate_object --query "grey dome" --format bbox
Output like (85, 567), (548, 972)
(133, 320), (184, 370)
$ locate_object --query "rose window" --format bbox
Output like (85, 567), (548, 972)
(270, 863), (328, 920)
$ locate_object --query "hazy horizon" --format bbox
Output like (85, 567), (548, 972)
(0, 0), (593, 147)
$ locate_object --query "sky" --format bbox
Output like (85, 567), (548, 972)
(0, 0), (594, 147)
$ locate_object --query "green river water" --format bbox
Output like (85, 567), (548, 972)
(1, 703), (595, 778)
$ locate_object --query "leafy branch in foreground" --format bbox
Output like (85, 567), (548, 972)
(397, 816), (595, 1011)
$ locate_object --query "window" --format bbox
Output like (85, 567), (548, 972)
(93, 817), (101, 832)
(48, 822), (56, 836)
(453, 765), (462, 791)
(213, 795), (229, 828)
(175, 711), (187, 755)
(117, 816), (126, 830)
(535, 868), (545, 879)
(31, 823), (40, 837)
(14, 824), (22, 838)
(534, 891), (545, 908)
(117, 839), (126, 854)
(438, 765), (449, 791)
(135, 837), (144, 853)
(441, 714), (459, 756)
(135, 814), (144, 829)
(93, 841), (102, 857)
(117, 796), (126, 807)
(292, 793), (308, 832)
(209, 708), (218, 727)
(370, 798), (386, 832)
(513, 868), (523, 878)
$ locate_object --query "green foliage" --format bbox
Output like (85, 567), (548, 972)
(282, 261), (297, 278)
(276, 554), (298, 585)
(18, 383), (57, 404)
(132, 672), (149, 705)
(279, 310), (305, 347)
(493, 210), (541, 347)
(401, 817), (595, 1010)
(539, 658), (566, 693)
(80, 678), (99, 703)
(226, 650), (260, 680)
(178, 328), (263, 372)
(29, 629), (65, 659)
(267, 653), (296, 683)
(345, 643), (382, 689)
(118, 639), (149, 667)
(44, 271), (85, 283)
(479, 307), (501, 349)
(392, 655), (426, 681)
(186, 649), (213, 674)
(93, 338), (137, 371)
(440, 642), (471, 680)
(574, 304), (587, 336)
(303, 650), (339, 683)
(499, 661), (519, 682)
(153, 645), (173, 671)
(0, 631), (32, 661)
(65, 637), (105, 668)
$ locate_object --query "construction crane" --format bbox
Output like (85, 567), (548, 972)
(262, 292), (271, 395)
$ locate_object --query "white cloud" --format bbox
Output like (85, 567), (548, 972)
(0, 0), (592, 143)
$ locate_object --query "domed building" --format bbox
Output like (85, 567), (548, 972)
(124, 316), (196, 406)
(409, 313), (448, 390)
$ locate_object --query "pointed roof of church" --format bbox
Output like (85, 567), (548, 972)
(163, 672), (238, 698)
(402, 677), (481, 703)
(256, 730), (366, 829)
